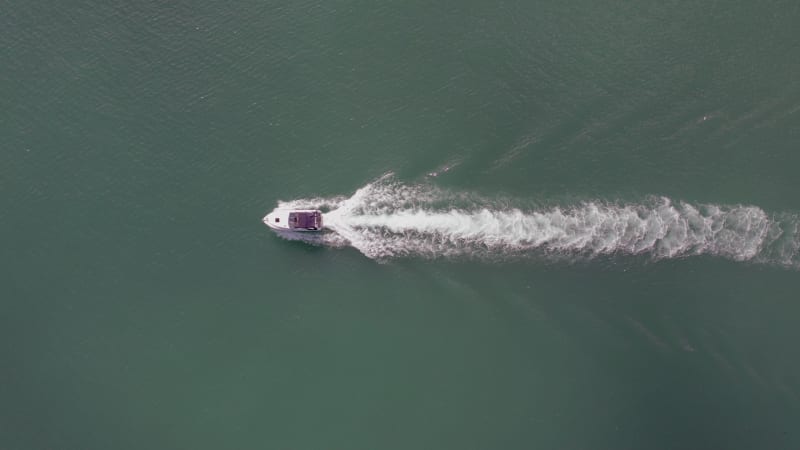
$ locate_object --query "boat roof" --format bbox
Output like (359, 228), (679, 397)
(288, 210), (321, 229)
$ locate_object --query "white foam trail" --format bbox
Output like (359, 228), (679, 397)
(267, 177), (800, 267)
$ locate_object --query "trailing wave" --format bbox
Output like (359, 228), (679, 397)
(268, 176), (800, 267)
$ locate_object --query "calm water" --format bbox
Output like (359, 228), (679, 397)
(3, 1), (800, 449)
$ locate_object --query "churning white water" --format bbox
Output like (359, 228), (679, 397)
(268, 176), (800, 267)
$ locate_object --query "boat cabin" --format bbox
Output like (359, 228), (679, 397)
(288, 211), (322, 230)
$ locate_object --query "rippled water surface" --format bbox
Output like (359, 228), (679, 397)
(3, 1), (800, 449)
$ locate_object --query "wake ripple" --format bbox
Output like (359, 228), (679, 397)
(268, 176), (800, 267)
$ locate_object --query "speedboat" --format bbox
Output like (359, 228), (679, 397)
(263, 209), (323, 232)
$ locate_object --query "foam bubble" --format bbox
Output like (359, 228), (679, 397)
(267, 176), (799, 268)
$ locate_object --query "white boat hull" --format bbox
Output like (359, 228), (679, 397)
(263, 209), (323, 232)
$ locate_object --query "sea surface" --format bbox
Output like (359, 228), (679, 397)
(3, 1), (800, 449)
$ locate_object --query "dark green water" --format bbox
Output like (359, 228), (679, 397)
(3, 1), (800, 449)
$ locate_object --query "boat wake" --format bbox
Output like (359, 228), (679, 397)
(267, 175), (800, 268)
